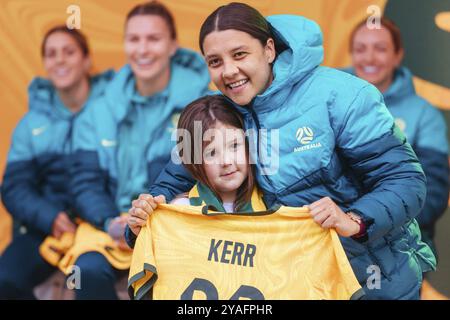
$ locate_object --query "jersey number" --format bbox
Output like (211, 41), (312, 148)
(181, 278), (265, 300)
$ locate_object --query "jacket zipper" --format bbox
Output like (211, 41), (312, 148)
(248, 107), (278, 202)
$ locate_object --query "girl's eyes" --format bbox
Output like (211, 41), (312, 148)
(206, 149), (216, 158)
(229, 141), (243, 152)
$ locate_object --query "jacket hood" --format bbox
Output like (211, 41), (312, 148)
(342, 66), (415, 105)
(103, 47), (210, 122)
(382, 66), (416, 104)
(249, 15), (324, 112)
(28, 69), (115, 119)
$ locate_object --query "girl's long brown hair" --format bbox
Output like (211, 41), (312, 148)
(177, 95), (255, 210)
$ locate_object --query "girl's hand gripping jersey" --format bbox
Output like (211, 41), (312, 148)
(128, 204), (364, 300)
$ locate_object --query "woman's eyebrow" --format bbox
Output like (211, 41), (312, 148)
(230, 45), (248, 52)
(125, 31), (164, 37)
(205, 53), (218, 60)
(205, 45), (249, 60)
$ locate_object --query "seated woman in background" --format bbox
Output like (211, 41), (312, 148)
(347, 17), (449, 299)
(0, 25), (113, 299)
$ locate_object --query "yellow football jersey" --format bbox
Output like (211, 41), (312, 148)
(128, 202), (364, 300)
(40, 220), (132, 274)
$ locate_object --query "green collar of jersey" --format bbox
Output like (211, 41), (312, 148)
(188, 183), (256, 213)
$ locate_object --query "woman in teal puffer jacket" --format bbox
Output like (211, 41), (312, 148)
(127, 3), (435, 300)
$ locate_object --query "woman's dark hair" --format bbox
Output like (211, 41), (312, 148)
(41, 25), (89, 57)
(126, 1), (177, 40)
(350, 17), (403, 53)
(177, 95), (255, 210)
(199, 2), (286, 54)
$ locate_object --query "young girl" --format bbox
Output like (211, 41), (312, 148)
(128, 94), (264, 238)
(176, 94), (267, 213)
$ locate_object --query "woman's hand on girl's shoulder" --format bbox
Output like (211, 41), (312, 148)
(307, 197), (360, 237)
(128, 194), (166, 236)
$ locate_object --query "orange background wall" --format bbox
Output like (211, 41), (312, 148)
(2, 0), (448, 252)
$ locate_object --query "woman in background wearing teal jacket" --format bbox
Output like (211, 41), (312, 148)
(0, 26), (113, 299)
(70, 1), (210, 299)
(347, 17), (449, 298)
